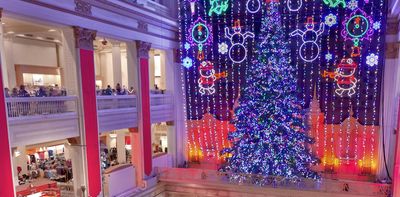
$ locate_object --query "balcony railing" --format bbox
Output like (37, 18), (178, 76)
(150, 94), (173, 106)
(158, 168), (392, 196)
(6, 96), (80, 146)
(6, 96), (78, 118)
(97, 95), (137, 111)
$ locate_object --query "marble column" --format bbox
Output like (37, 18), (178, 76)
(73, 26), (101, 197)
(13, 146), (28, 176)
(384, 17), (400, 197)
(116, 130), (127, 164)
(0, 14), (9, 88)
(111, 41), (122, 86)
(393, 102), (400, 197)
(0, 8), (15, 197)
(64, 139), (86, 197)
(166, 121), (176, 166)
(126, 41), (138, 92)
(129, 128), (144, 187)
(59, 27), (79, 95)
(135, 41), (153, 176)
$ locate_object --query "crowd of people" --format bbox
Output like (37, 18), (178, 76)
(96, 83), (135, 96)
(18, 156), (72, 185)
(4, 84), (67, 98)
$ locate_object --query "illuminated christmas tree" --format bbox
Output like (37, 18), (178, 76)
(221, 1), (320, 183)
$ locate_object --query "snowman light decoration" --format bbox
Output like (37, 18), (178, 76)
(225, 20), (255, 64)
(290, 17), (325, 62)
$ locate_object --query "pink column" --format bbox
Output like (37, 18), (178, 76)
(129, 128), (144, 187)
(136, 41), (152, 176)
(393, 100), (400, 197)
(0, 8), (15, 197)
(73, 27), (101, 197)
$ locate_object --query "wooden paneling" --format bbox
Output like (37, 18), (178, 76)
(15, 64), (60, 86)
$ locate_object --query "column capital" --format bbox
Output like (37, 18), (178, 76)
(73, 26), (96, 50)
(110, 40), (121, 47)
(136, 41), (151, 59)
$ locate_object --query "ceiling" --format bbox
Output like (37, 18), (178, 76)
(2, 17), (62, 43)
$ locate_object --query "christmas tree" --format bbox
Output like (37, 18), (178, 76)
(221, 2), (320, 183)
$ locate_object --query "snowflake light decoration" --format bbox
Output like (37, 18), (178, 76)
(325, 53), (333, 61)
(324, 14), (337, 27)
(347, 0), (358, 10)
(366, 53), (378, 67)
(373, 21), (381, 30)
(182, 57), (193, 68)
(218, 42), (229, 54)
(184, 42), (191, 50)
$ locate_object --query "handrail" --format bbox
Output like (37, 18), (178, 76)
(5, 96), (77, 102)
(96, 95), (136, 100)
(150, 94), (173, 106)
(97, 95), (137, 110)
(5, 96), (78, 118)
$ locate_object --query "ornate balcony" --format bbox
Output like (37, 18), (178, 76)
(6, 96), (79, 147)
(5, 94), (174, 145)
(97, 94), (174, 133)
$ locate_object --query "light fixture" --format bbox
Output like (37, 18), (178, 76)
(48, 29), (56, 32)
(7, 31), (14, 34)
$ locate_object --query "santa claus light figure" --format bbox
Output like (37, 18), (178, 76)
(334, 58), (358, 97)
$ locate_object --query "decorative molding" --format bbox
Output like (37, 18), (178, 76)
(386, 17), (399, 35)
(110, 40), (121, 47)
(137, 20), (148, 32)
(20, 0), (179, 42)
(73, 26), (97, 50)
(386, 42), (399, 59)
(75, 0), (92, 16)
(136, 41), (151, 59)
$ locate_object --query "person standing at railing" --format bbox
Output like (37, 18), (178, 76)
(35, 86), (48, 97)
(18, 85), (30, 97)
(116, 83), (122, 95)
(11, 88), (18, 97)
(4, 88), (10, 97)
(103, 85), (113, 95)
(35, 86), (48, 115)
(115, 83), (127, 95)
(17, 85), (30, 116)
(128, 86), (135, 95)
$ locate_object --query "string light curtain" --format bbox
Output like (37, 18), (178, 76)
(178, 0), (387, 177)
